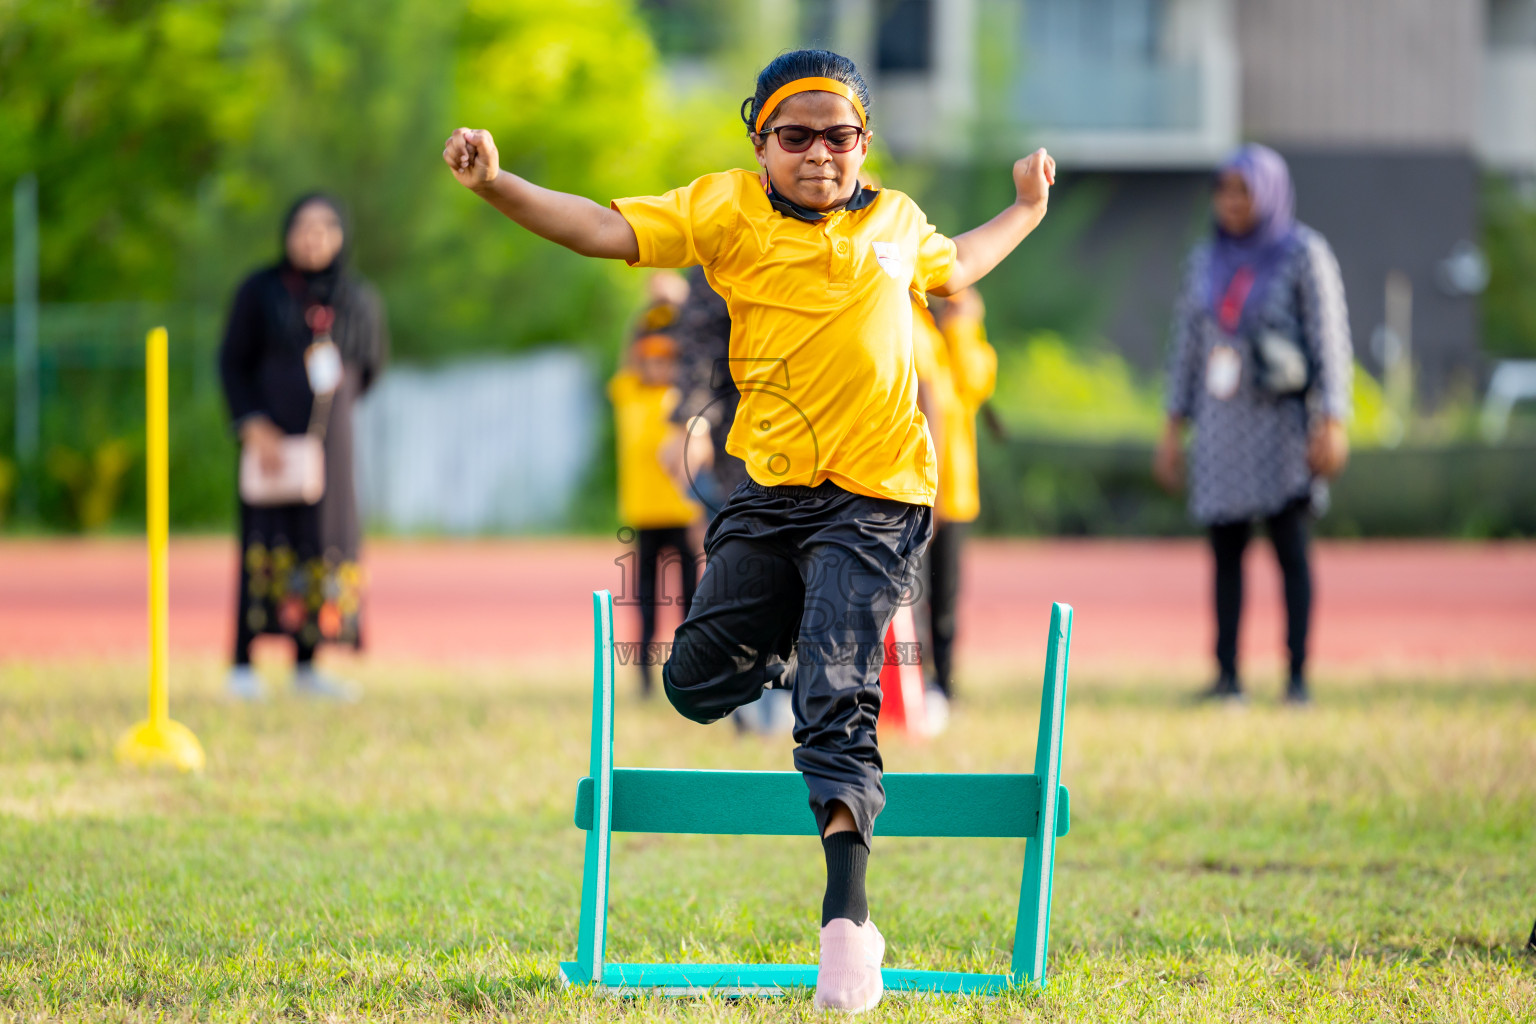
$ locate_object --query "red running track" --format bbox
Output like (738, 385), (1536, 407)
(2, 537), (1533, 676)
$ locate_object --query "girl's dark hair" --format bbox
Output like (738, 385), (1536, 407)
(740, 49), (872, 135)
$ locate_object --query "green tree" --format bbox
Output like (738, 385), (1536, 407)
(190, 0), (745, 359)
(1, 0), (748, 532)
(3, 0), (745, 353)
(1482, 176), (1536, 358)
(0, 0), (248, 301)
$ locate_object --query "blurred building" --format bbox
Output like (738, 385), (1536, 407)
(645, 0), (1536, 397)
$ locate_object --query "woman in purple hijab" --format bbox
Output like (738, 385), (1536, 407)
(1155, 144), (1354, 704)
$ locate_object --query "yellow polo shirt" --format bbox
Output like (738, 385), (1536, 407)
(937, 314), (997, 522)
(612, 169), (957, 505)
(608, 370), (699, 529)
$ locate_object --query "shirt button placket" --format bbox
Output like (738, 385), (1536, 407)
(830, 217), (851, 284)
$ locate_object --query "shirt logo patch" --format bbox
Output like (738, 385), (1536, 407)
(872, 241), (906, 282)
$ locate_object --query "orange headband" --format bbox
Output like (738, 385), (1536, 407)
(754, 76), (868, 134)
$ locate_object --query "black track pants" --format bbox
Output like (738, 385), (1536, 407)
(663, 480), (932, 845)
(923, 521), (967, 697)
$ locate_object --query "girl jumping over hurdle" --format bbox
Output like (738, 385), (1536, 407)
(443, 49), (1053, 1012)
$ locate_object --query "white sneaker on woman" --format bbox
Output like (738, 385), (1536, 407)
(813, 918), (884, 1013)
(293, 666), (360, 703)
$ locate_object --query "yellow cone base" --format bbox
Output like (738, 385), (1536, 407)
(115, 718), (206, 773)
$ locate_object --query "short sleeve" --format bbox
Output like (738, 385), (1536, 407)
(611, 173), (740, 270)
(914, 216), (958, 293)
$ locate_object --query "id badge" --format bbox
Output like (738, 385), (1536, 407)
(305, 339), (343, 397)
(1205, 343), (1241, 400)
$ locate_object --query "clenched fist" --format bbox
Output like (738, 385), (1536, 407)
(1013, 148), (1056, 210)
(443, 127), (500, 191)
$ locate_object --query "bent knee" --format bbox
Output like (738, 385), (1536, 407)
(663, 626), (777, 725)
(661, 665), (725, 725)
(662, 630), (735, 724)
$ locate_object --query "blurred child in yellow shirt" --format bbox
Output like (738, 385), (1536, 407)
(910, 288), (996, 705)
(609, 329), (700, 696)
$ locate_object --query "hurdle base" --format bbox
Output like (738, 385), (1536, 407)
(557, 961), (1027, 996)
(115, 718), (205, 773)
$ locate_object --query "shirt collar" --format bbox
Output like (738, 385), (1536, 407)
(765, 179), (880, 222)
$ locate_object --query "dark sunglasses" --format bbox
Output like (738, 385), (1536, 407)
(758, 123), (867, 154)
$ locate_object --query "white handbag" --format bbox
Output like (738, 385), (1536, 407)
(1255, 329), (1310, 396)
(239, 433), (327, 506)
(238, 339), (341, 507)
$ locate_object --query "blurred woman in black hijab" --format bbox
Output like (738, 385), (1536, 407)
(219, 194), (389, 700)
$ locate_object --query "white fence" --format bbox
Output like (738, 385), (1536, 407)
(355, 349), (598, 533)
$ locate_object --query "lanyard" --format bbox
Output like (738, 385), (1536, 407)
(1217, 266), (1255, 335)
(302, 305), (339, 440)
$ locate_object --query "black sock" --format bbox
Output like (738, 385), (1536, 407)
(820, 831), (869, 926)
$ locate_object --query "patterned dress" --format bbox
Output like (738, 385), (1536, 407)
(1166, 225), (1353, 525)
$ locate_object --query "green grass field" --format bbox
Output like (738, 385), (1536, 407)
(2, 657), (1532, 1021)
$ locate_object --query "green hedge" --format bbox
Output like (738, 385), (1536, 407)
(976, 435), (1536, 538)
(0, 304), (235, 533)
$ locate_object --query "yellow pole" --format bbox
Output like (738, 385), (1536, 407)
(148, 324), (169, 726)
(116, 327), (205, 772)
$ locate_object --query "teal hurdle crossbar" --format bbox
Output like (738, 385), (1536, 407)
(560, 590), (1073, 996)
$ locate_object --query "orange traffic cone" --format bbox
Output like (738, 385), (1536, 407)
(878, 604), (928, 737)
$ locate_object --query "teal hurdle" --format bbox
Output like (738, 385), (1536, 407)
(560, 590), (1073, 996)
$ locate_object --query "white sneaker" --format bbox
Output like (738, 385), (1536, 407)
(227, 666), (264, 701)
(733, 688), (794, 736)
(293, 666), (360, 703)
(813, 918), (884, 1013)
(923, 687), (950, 735)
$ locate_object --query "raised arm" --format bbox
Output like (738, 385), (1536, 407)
(931, 148), (1055, 296)
(443, 128), (640, 262)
